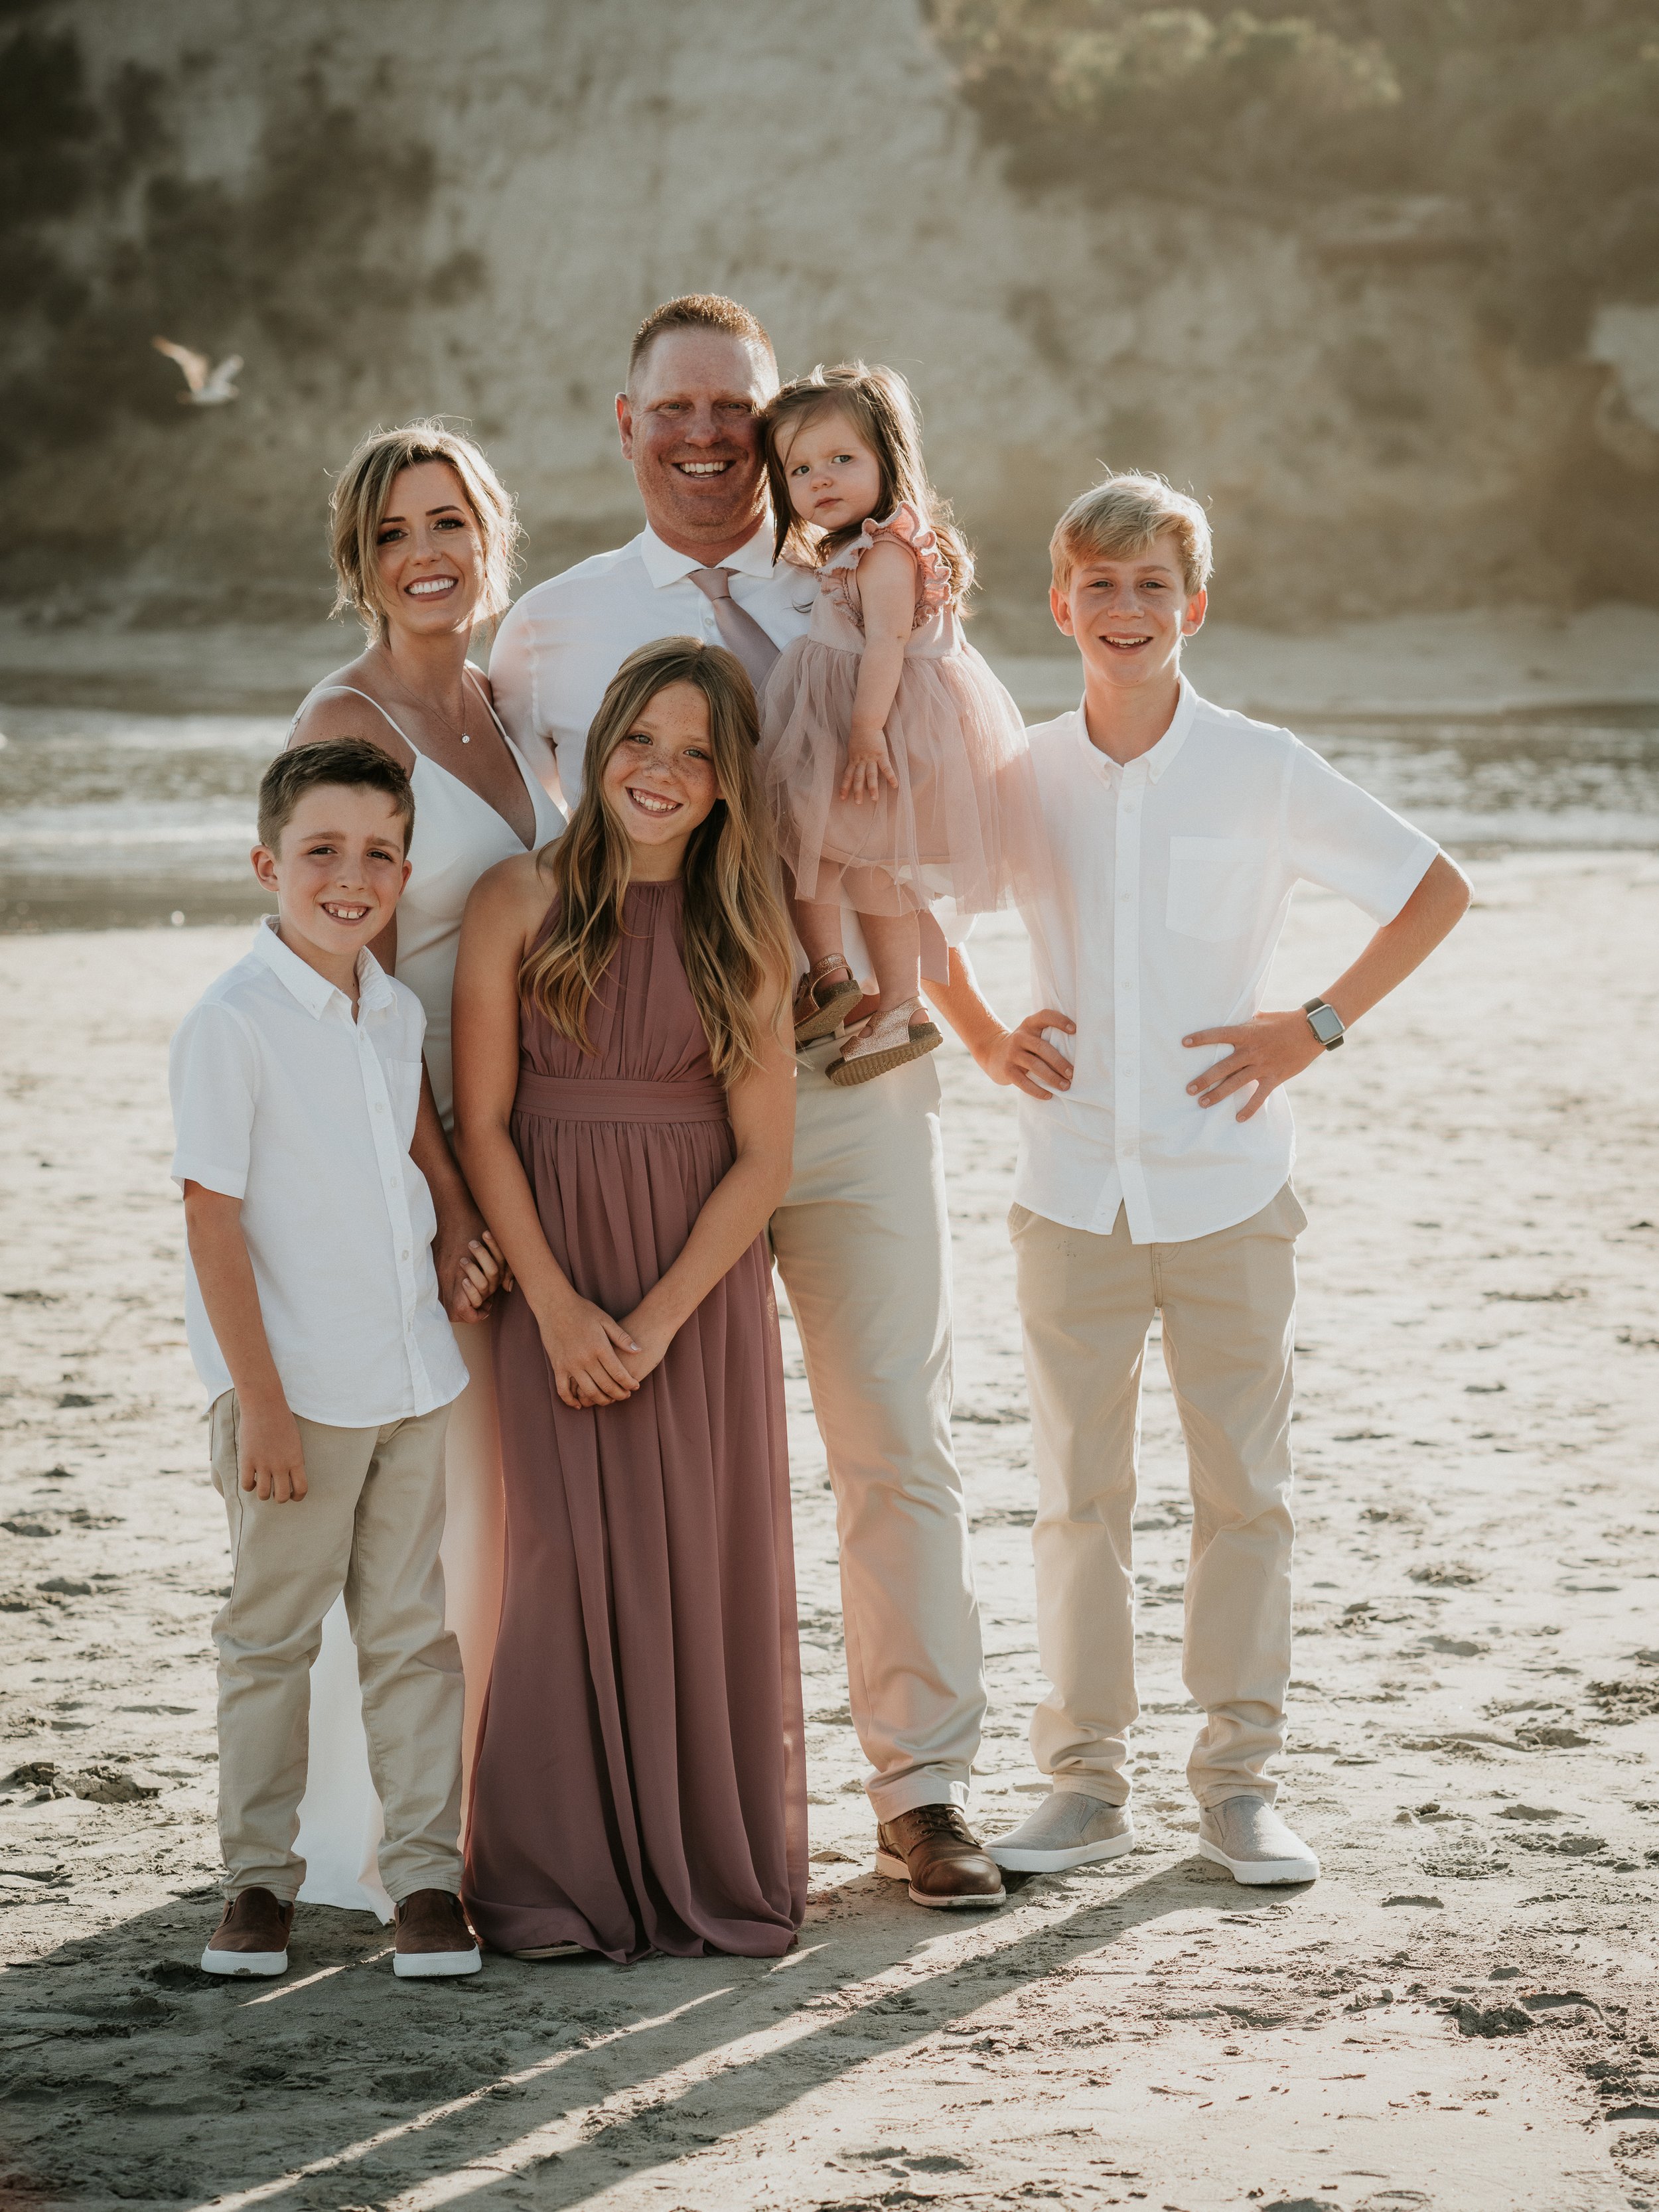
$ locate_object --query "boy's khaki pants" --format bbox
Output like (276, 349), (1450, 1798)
(1009, 1184), (1305, 1809)
(210, 1393), (465, 1903)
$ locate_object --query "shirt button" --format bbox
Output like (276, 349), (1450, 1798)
(401, 1248), (410, 1260)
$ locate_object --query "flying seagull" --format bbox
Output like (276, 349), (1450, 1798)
(151, 337), (242, 406)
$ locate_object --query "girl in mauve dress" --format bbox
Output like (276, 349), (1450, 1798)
(451, 636), (805, 1963)
(757, 361), (1039, 1085)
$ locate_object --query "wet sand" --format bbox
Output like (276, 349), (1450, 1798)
(1, 850), (1657, 2211)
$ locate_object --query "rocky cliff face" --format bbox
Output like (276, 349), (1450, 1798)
(4, 0), (1654, 640)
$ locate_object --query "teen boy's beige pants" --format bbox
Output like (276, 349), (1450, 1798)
(771, 1042), (988, 1821)
(209, 1394), (465, 1902)
(1009, 1184), (1305, 1809)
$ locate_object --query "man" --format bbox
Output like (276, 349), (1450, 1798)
(490, 295), (1001, 1907)
(928, 472), (1469, 1885)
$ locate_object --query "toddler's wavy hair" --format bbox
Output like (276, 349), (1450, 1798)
(519, 638), (792, 1085)
(763, 362), (974, 605)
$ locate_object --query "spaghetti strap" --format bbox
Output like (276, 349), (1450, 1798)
(290, 684), (415, 749)
(463, 663), (513, 744)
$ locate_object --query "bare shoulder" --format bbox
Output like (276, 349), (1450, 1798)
(857, 535), (920, 603)
(287, 656), (411, 763)
(860, 534), (916, 575)
(465, 847), (554, 943)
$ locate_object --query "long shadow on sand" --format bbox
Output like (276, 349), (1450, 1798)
(1, 1855), (1313, 2209)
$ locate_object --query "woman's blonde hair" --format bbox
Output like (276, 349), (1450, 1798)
(763, 362), (974, 604)
(520, 637), (792, 1085)
(328, 420), (520, 640)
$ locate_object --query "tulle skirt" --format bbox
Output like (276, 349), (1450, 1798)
(757, 638), (1041, 920)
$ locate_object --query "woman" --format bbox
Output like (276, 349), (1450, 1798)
(453, 636), (805, 1961)
(286, 423), (563, 1914)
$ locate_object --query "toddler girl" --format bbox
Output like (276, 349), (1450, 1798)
(757, 362), (1038, 1084)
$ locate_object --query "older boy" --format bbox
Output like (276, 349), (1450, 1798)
(930, 476), (1469, 1884)
(171, 739), (490, 1974)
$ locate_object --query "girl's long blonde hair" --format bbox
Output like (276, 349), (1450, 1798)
(520, 637), (792, 1085)
(764, 361), (975, 604)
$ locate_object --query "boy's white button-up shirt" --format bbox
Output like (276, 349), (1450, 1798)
(488, 521), (816, 808)
(1015, 678), (1439, 1246)
(169, 918), (469, 1425)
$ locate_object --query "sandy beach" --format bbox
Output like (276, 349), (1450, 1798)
(3, 850), (1658, 2212)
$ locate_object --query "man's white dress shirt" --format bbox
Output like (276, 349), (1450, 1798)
(169, 918), (469, 1425)
(489, 521), (816, 807)
(1015, 677), (1439, 1246)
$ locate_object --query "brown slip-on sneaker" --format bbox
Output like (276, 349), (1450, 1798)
(393, 1888), (482, 1978)
(200, 1886), (292, 1976)
(875, 1804), (1006, 1909)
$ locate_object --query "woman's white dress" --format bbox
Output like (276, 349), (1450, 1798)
(289, 669), (563, 1918)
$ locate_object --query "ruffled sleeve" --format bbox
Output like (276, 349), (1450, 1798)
(821, 503), (954, 632)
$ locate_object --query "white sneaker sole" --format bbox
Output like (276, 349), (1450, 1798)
(1198, 1838), (1319, 1886)
(873, 1849), (1006, 1908)
(200, 1947), (287, 1976)
(987, 1825), (1136, 1873)
(394, 1945), (482, 1977)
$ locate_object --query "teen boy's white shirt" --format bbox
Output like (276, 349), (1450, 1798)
(169, 918), (469, 1426)
(489, 520), (815, 806)
(1016, 677), (1439, 1245)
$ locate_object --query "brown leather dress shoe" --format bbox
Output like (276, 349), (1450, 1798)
(875, 1805), (1007, 1909)
(393, 1888), (482, 1978)
(200, 1886), (293, 1976)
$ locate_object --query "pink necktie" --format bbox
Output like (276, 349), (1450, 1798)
(687, 567), (781, 695)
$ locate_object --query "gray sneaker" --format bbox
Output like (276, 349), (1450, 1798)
(985, 1791), (1135, 1872)
(1197, 1795), (1319, 1885)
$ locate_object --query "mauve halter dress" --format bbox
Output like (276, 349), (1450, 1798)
(463, 880), (807, 1961)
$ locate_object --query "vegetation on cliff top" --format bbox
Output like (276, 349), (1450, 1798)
(926, 1), (1659, 357)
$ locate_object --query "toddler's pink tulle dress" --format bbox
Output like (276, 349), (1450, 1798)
(757, 504), (1039, 979)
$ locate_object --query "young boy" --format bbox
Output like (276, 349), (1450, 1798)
(171, 738), (491, 1975)
(931, 475), (1469, 1885)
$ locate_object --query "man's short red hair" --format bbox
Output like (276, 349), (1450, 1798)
(628, 295), (776, 386)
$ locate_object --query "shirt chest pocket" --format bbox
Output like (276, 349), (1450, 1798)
(1165, 835), (1269, 943)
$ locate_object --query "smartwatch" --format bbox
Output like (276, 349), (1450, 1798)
(1302, 997), (1345, 1050)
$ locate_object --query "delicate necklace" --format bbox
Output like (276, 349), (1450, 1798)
(378, 648), (473, 744)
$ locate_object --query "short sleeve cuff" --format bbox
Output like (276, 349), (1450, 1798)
(171, 1155), (248, 1200)
(1364, 834), (1440, 925)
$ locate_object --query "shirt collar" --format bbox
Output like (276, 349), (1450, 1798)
(638, 518), (778, 589)
(1071, 672), (1200, 784)
(251, 915), (394, 1020)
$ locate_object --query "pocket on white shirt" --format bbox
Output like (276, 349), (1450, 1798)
(1165, 835), (1268, 942)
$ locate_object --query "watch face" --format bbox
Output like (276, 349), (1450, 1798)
(1307, 1004), (1343, 1045)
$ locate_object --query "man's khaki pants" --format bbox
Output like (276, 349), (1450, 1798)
(771, 1042), (988, 1819)
(210, 1393), (465, 1901)
(1009, 1184), (1305, 1809)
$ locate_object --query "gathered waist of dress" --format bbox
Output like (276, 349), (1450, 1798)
(512, 1068), (729, 1125)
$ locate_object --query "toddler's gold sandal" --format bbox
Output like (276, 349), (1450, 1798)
(826, 999), (942, 1087)
(794, 953), (865, 1048)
